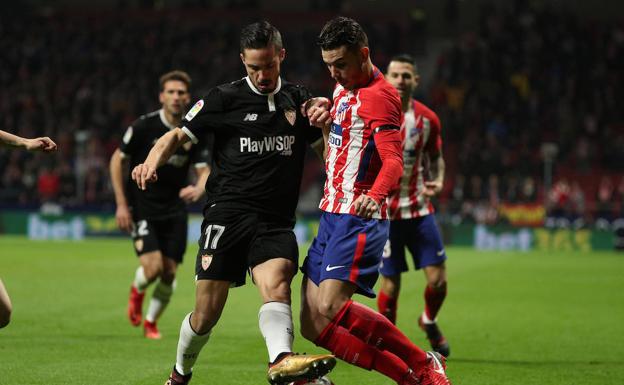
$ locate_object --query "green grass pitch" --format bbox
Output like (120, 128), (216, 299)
(0, 236), (623, 384)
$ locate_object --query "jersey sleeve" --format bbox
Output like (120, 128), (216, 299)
(190, 133), (213, 168)
(358, 86), (402, 131)
(180, 87), (225, 144)
(118, 118), (144, 158)
(425, 111), (443, 156)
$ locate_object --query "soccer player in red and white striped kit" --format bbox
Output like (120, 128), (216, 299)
(298, 17), (452, 385)
(377, 54), (450, 357)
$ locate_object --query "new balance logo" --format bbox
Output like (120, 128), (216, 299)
(243, 113), (258, 121)
(325, 264), (345, 272)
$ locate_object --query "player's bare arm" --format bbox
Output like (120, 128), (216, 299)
(179, 165), (210, 203)
(423, 151), (445, 198)
(132, 128), (190, 190)
(303, 97), (332, 160)
(0, 130), (57, 152)
(109, 149), (133, 233)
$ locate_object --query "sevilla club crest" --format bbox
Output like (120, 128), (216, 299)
(284, 109), (296, 126)
(134, 239), (144, 253)
(201, 254), (213, 271)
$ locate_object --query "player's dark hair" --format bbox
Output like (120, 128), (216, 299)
(388, 54), (418, 73)
(159, 70), (191, 91)
(317, 16), (368, 52)
(240, 21), (283, 53)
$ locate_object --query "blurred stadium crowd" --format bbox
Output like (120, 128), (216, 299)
(0, 1), (622, 227)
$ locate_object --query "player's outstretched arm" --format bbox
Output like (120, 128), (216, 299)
(109, 149), (133, 233)
(0, 130), (57, 152)
(132, 128), (189, 190)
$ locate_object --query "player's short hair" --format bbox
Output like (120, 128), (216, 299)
(388, 54), (418, 73)
(240, 21), (283, 53)
(159, 70), (191, 91)
(317, 16), (368, 52)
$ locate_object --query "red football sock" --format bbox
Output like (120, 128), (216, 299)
(314, 321), (409, 382)
(424, 282), (447, 321)
(336, 300), (427, 370)
(377, 291), (398, 324)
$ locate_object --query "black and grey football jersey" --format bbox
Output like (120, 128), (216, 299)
(181, 77), (322, 226)
(120, 109), (211, 220)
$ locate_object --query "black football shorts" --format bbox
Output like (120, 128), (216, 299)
(131, 214), (188, 263)
(194, 203), (298, 286)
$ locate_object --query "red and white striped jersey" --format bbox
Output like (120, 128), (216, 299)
(319, 68), (402, 219)
(387, 100), (442, 220)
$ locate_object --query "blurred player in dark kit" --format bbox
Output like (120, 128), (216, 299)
(110, 71), (211, 339)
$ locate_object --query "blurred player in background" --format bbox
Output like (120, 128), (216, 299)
(109, 71), (211, 339)
(0, 130), (57, 328)
(298, 17), (451, 385)
(377, 55), (450, 357)
(131, 21), (335, 385)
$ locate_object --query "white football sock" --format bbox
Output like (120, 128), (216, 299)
(259, 301), (294, 363)
(133, 266), (149, 293)
(175, 312), (211, 375)
(145, 280), (175, 323)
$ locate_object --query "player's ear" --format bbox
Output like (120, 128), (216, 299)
(359, 46), (370, 63)
(278, 48), (286, 62)
(158, 92), (165, 104)
(239, 52), (246, 65)
(414, 74), (421, 88)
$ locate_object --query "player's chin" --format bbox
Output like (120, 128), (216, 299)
(258, 84), (274, 93)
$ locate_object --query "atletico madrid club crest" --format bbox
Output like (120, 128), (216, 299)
(284, 109), (296, 126)
(201, 254), (213, 271)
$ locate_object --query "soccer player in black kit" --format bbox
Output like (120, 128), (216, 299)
(132, 22), (336, 385)
(110, 71), (211, 339)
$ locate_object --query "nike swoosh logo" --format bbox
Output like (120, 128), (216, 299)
(437, 250), (445, 257)
(325, 265), (345, 272)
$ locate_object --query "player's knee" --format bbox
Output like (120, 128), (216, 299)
(143, 263), (163, 281)
(317, 300), (341, 321)
(191, 310), (217, 335)
(258, 279), (291, 303)
(428, 276), (447, 291)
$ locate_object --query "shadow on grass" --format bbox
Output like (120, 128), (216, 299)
(450, 358), (624, 366)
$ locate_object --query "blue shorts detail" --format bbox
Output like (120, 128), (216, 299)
(302, 212), (389, 298)
(379, 214), (447, 277)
